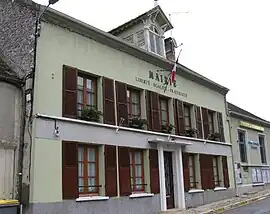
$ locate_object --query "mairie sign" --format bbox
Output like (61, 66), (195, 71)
(135, 70), (187, 98)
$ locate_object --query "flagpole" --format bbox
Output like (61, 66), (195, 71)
(163, 48), (183, 93)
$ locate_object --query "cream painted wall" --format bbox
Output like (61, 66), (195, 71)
(30, 138), (62, 203)
(35, 22), (229, 137)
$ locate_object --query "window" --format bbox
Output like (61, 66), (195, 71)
(159, 98), (169, 125)
(78, 145), (99, 195)
(129, 150), (145, 192)
(184, 104), (192, 130)
(238, 130), (247, 163)
(252, 168), (263, 183)
(77, 75), (97, 117)
(259, 135), (267, 164)
(127, 89), (141, 119)
(149, 25), (163, 55)
(208, 111), (214, 134)
(188, 155), (196, 188)
(213, 156), (220, 187)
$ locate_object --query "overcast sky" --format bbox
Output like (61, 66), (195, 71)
(34, 0), (270, 121)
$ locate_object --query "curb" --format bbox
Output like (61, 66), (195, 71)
(200, 193), (270, 214)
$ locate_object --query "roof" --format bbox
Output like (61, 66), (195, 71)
(108, 5), (173, 36)
(227, 102), (270, 127)
(34, 4), (229, 95)
(0, 52), (23, 87)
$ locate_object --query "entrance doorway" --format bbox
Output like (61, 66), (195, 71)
(164, 151), (175, 209)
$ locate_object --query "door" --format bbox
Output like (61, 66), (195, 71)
(164, 151), (175, 209)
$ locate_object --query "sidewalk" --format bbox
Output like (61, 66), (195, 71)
(161, 189), (270, 214)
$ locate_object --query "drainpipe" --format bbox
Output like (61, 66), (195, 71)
(17, 82), (27, 214)
(224, 96), (238, 196)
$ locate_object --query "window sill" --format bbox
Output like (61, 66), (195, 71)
(252, 183), (264, 187)
(214, 187), (227, 191)
(188, 189), (204, 193)
(76, 196), (109, 202)
(129, 193), (154, 198)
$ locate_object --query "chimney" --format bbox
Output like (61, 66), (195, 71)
(164, 37), (177, 61)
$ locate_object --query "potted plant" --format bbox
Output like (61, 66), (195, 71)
(161, 124), (175, 134)
(185, 128), (197, 137)
(81, 107), (103, 122)
(208, 132), (221, 141)
(129, 116), (148, 129)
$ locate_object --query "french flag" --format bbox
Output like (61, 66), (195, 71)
(171, 49), (182, 84)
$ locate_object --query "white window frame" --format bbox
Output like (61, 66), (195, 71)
(148, 25), (163, 56)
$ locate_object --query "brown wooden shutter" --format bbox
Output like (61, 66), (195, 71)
(62, 141), (78, 199)
(202, 108), (209, 139)
(195, 106), (203, 138)
(118, 146), (131, 196)
(149, 149), (160, 194)
(147, 91), (161, 132)
(103, 77), (115, 125)
(174, 99), (185, 135)
(182, 153), (190, 191)
(105, 145), (117, 197)
(217, 112), (225, 142)
(200, 154), (214, 190)
(116, 81), (128, 126)
(222, 156), (230, 188)
(145, 91), (151, 130)
(62, 66), (77, 118)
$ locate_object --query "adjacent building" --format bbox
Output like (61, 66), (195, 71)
(0, 53), (23, 200)
(0, 0), (37, 207)
(228, 102), (270, 195)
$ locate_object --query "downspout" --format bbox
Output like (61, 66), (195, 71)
(17, 81), (27, 214)
(224, 96), (237, 196)
(17, 5), (42, 213)
(27, 6), (39, 186)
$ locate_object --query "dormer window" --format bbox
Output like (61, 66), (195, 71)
(149, 25), (163, 56)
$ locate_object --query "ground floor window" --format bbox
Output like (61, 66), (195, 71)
(129, 149), (145, 192)
(188, 154), (197, 188)
(213, 156), (220, 187)
(78, 145), (99, 195)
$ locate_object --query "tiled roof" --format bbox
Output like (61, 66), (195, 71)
(0, 52), (22, 85)
(227, 102), (269, 123)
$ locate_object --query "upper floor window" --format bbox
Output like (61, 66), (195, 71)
(77, 75), (97, 117)
(238, 130), (247, 163)
(127, 88), (141, 119)
(208, 111), (214, 134)
(129, 149), (145, 192)
(184, 104), (192, 130)
(259, 135), (267, 164)
(159, 97), (169, 125)
(149, 25), (163, 55)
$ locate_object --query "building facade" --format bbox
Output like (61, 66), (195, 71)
(23, 4), (237, 214)
(1, 0), (237, 213)
(228, 102), (270, 195)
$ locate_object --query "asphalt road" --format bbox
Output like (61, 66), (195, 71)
(225, 197), (270, 214)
